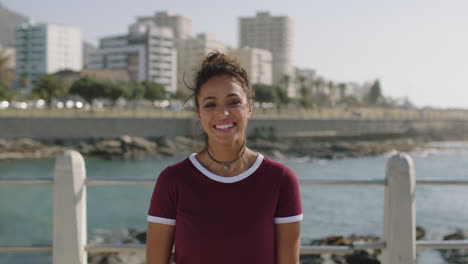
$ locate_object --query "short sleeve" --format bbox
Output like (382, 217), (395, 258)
(274, 166), (303, 224)
(147, 168), (178, 225)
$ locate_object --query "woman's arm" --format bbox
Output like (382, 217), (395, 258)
(275, 221), (301, 264)
(146, 222), (176, 264)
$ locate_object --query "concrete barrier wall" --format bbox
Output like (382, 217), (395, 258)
(0, 117), (191, 139)
(0, 116), (467, 139)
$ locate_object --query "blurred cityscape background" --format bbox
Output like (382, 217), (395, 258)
(1, 2), (468, 264)
(1, 1), (466, 114)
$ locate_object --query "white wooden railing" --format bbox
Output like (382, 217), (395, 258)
(1, 150), (468, 264)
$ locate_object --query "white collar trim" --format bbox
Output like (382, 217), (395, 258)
(189, 152), (264, 183)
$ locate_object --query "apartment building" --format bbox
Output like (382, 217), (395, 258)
(239, 11), (294, 96)
(153, 11), (192, 40)
(230, 47), (272, 85)
(15, 20), (82, 89)
(177, 33), (229, 92)
(88, 19), (177, 93)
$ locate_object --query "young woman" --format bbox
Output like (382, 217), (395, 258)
(146, 51), (303, 264)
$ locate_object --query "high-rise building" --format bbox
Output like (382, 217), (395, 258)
(15, 20), (82, 90)
(239, 12), (294, 96)
(0, 3), (27, 47)
(88, 19), (177, 93)
(153, 11), (192, 40)
(150, 11), (194, 93)
(230, 47), (272, 85)
(177, 33), (229, 92)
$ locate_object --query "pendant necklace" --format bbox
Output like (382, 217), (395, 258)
(206, 144), (246, 170)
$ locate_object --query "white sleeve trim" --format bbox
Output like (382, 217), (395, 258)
(147, 215), (176, 225)
(274, 214), (303, 224)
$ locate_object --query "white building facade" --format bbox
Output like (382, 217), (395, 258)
(15, 20), (82, 89)
(153, 11), (192, 40)
(239, 12), (294, 96)
(0, 44), (15, 69)
(88, 20), (177, 93)
(230, 47), (272, 85)
(177, 33), (229, 92)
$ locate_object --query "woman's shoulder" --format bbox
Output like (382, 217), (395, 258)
(158, 156), (192, 179)
(260, 154), (295, 177)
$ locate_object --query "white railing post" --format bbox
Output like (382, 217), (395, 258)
(53, 150), (87, 264)
(382, 153), (416, 264)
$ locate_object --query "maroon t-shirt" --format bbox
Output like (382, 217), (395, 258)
(147, 153), (303, 264)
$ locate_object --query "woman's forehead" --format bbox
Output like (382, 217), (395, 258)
(199, 76), (246, 96)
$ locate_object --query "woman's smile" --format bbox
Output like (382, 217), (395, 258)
(213, 121), (237, 133)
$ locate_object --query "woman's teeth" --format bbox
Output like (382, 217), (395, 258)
(215, 123), (234, 129)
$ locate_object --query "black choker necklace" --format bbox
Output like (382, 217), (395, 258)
(206, 145), (246, 170)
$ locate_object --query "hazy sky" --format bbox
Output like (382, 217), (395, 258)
(2, 0), (467, 108)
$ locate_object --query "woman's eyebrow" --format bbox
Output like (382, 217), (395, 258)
(203, 93), (240, 102)
(202, 96), (216, 102)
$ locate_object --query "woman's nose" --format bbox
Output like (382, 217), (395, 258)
(215, 105), (230, 117)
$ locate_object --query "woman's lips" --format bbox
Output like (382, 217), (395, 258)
(212, 122), (236, 133)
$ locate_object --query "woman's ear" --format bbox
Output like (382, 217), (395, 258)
(247, 103), (253, 119)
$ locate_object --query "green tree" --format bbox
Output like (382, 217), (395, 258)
(297, 75), (313, 108)
(253, 83), (278, 103)
(69, 76), (106, 104)
(340, 95), (361, 107)
(19, 75), (30, 91)
(33, 74), (67, 107)
(338, 83), (347, 99)
(280, 74), (290, 91)
(100, 81), (133, 105)
(142, 81), (167, 100)
(366, 79), (383, 105)
(275, 85), (290, 105)
(0, 83), (14, 100)
(127, 82), (145, 100)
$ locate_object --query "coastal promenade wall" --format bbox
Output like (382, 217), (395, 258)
(0, 116), (466, 140)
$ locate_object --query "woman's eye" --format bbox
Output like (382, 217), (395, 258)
(229, 100), (241, 105)
(204, 103), (215, 108)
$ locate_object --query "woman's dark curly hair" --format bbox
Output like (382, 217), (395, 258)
(189, 51), (254, 110)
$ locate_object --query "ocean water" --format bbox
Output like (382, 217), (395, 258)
(0, 142), (467, 263)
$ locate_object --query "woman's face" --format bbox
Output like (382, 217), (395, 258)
(197, 75), (252, 146)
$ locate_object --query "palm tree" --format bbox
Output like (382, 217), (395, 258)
(33, 74), (67, 108)
(280, 74), (290, 94)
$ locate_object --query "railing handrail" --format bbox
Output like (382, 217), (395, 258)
(3, 177), (468, 186)
(3, 240), (468, 254)
(2, 151), (468, 263)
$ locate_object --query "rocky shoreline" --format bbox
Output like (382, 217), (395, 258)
(0, 135), (431, 161)
(86, 226), (466, 264)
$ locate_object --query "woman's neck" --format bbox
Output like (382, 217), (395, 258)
(206, 139), (246, 162)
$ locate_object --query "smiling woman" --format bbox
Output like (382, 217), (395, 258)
(146, 51), (303, 264)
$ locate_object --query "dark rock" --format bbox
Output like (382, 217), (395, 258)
(88, 228), (145, 264)
(345, 250), (380, 264)
(300, 254), (323, 264)
(13, 138), (44, 151)
(438, 229), (468, 264)
(416, 226), (426, 240)
(444, 229), (465, 240)
(321, 236), (352, 246)
(120, 136), (157, 152)
(91, 140), (123, 157)
(157, 136), (176, 150)
(0, 139), (12, 149)
(134, 232), (147, 244)
(305, 235), (381, 264)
